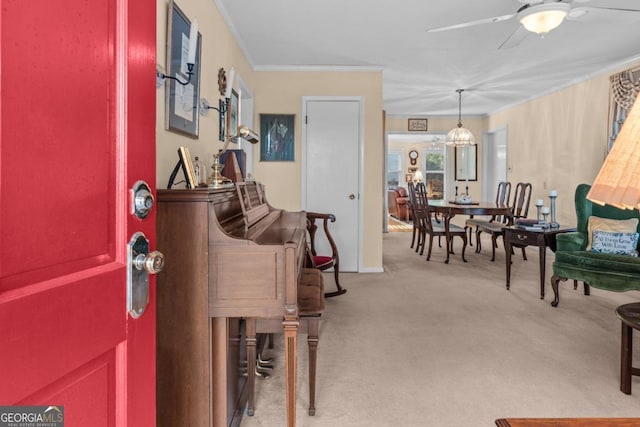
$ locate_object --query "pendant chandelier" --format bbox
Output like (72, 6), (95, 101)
(445, 89), (475, 146)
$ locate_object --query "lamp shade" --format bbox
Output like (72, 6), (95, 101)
(445, 89), (476, 145)
(445, 125), (475, 146)
(587, 94), (640, 209)
(413, 170), (424, 182)
(518, 3), (569, 35)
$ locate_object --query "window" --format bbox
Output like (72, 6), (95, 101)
(387, 150), (403, 189)
(423, 145), (445, 200)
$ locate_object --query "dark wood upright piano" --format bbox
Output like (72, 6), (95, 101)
(156, 182), (306, 427)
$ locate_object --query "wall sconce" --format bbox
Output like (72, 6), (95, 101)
(200, 67), (235, 141)
(157, 19), (198, 87)
(208, 125), (260, 188)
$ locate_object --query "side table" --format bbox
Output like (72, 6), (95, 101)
(504, 225), (576, 299)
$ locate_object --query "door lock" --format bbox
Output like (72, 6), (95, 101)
(349, 194), (356, 200)
(131, 180), (154, 219)
(127, 232), (164, 318)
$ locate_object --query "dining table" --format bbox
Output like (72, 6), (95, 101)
(429, 200), (512, 263)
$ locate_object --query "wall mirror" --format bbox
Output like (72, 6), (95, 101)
(454, 145), (477, 181)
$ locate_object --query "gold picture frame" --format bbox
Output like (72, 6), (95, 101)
(408, 118), (428, 131)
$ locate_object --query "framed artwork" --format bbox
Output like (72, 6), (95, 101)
(259, 114), (295, 161)
(408, 118), (428, 131)
(405, 173), (413, 182)
(227, 89), (239, 140)
(454, 145), (477, 181)
(165, 0), (202, 138)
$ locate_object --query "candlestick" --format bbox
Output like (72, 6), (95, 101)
(224, 67), (235, 99)
(535, 199), (544, 207)
(187, 19), (199, 65)
(536, 205), (543, 221)
(549, 192), (559, 228)
(541, 206), (550, 224)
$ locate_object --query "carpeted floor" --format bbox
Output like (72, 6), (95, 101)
(240, 232), (640, 426)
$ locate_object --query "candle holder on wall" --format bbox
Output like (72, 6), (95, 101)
(199, 67), (235, 141)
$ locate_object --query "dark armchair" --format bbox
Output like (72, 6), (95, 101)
(550, 183), (640, 307)
(388, 186), (411, 221)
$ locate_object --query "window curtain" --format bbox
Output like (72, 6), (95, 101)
(609, 67), (640, 151)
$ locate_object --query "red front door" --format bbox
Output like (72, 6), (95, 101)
(0, 1), (157, 426)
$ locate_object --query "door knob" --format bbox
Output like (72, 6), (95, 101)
(127, 232), (164, 318)
(349, 194), (356, 200)
(133, 250), (165, 274)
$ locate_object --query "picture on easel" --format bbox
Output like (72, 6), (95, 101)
(178, 147), (197, 188)
(167, 146), (197, 189)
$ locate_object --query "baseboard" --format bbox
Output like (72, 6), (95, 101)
(358, 267), (384, 273)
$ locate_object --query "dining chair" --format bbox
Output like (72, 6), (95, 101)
(476, 182), (532, 261)
(415, 182), (467, 261)
(465, 181), (511, 247)
(407, 182), (422, 251)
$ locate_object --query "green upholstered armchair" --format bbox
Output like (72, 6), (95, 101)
(551, 183), (640, 307)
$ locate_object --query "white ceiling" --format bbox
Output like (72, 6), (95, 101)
(215, 0), (640, 116)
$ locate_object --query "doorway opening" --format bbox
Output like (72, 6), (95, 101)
(385, 132), (447, 233)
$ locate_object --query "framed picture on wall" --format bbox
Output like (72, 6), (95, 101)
(164, 0), (202, 138)
(259, 114), (295, 161)
(455, 145), (477, 181)
(408, 118), (428, 131)
(227, 89), (239, 139)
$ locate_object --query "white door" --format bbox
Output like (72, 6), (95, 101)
(303, 99), (361, 271)
(483, 127), (508, 200)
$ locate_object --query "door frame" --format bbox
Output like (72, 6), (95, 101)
(482, 125), (508, 201)
(238, 74), (255, 177)
(384, 131), (448, 231)
(301, 96), (364, 272)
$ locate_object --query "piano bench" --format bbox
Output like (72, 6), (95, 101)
(250, 268), (325, 417)
(298, 268), (325, 315)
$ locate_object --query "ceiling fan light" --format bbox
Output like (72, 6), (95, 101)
(519, 3), (570, 35)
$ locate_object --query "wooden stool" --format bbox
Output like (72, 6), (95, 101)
(615, 302), (640, 394)
(247, 268), (325, 416)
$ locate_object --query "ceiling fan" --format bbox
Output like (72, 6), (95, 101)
(426, 0), (640, 49)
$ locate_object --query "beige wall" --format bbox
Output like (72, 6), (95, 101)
(155, 0), (385, 270)
(489, 59), (640, 225)
(156, 0), (255, 189)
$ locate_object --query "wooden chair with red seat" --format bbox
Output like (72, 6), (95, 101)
(306, 212), (346, 297)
